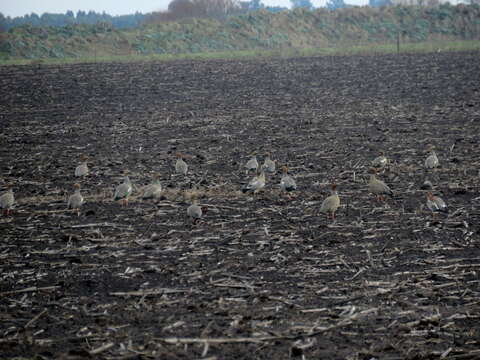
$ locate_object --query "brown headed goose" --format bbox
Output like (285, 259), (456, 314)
(426, 191), (448, 219)
(242, 169), (266, 196)
(368, 168), (393, 201)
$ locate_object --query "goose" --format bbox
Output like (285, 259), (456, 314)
(245, 154), (259, 174)
(75, 155), (89, 177)
(114, 175), (133, 206)
(426, 191), (448, 218)
(320, 184), (340, 220)
(372, 151), (388, 168)
(368, 168), (393, 201)
(280, 166), (296, 193)
(242, 170), (266, 196)
(187, 193), (202, 224)
(425, 147), (439, 170)
(68, 183), (84, 216)
(142, 174), (162, 200)
(0, 184), (14, 216)
(175, 153), (188, 176)
(262, 153), (276, 173)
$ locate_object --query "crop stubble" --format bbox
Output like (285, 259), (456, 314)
(1, 52), (480, 359)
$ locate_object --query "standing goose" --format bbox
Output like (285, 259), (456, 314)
(244, 153), (259, 174)
(175, 153), (188, 176)
(75, 155), (89, 177)
(242, 169), (266, 196)
(142, 174), (162, 200)
(68, 183), (84, 216)
(262, 153), (276, 173)
(372, 151), (388, 168)
(0, 184), (15, 216)
(114, 175), (133, 206)
(187, 193), (202, 224)
(368, 168), (393, 201)
(426, 192), (448, 218)
(425, 147), (439, 170)
(320, 184), (341, 220)
(280, 166), (297, 194)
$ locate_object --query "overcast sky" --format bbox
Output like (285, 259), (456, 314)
(1, 0), (368, 17)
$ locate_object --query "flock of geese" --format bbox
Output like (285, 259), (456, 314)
(0, 146), (448, 222)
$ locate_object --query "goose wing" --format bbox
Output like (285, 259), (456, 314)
(0, 190), (14, 209)
(143, 183), (162, 199)
(115, 182), (132, 200)
(187, 204), (202, 219)
(175, 159), (188, 175)
(68, 193), (84, 209)
(320, 194), (340, 214)
(75, 163), (89, 177)
(428, 196), (448, 213)
(245, 157), (258, 171)
(280, 175), (296, 192)
(370, 178), (393, 196)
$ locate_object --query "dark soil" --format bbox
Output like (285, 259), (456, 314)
(1, 52), (480, 359)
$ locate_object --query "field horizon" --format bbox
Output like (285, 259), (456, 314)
(1, 3), (479, 63)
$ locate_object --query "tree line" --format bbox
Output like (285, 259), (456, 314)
(0, 10), (146, 31)
(0, 0), (396, 31)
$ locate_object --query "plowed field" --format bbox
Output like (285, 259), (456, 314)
(1, 52), (480, 359)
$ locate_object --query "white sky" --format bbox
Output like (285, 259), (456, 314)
(0, 0), (368, 17)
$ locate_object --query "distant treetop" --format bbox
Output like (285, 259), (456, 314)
(290, 0), (314, 9)
(326, 0), (348, 10)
